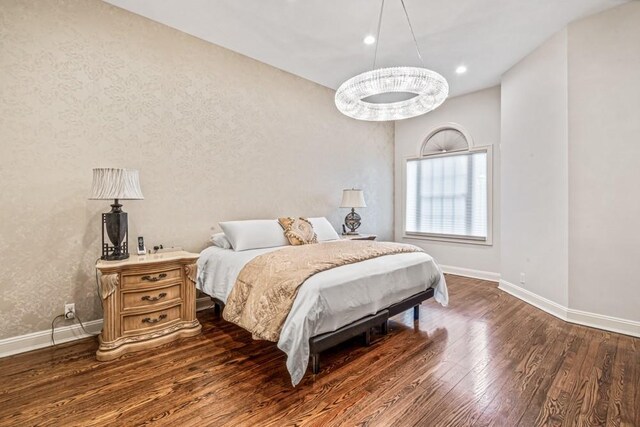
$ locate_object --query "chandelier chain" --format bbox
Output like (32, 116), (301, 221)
(372, 0), (386, 70)
(399, 0), (425, 66)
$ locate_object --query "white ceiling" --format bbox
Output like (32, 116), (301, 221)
(104, 0), (627, 97)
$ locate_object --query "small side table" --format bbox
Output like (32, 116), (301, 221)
(342, 234), (377, 241)
(95, 251), (202, 361)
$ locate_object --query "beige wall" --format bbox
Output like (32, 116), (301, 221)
(500, 29), (569, 306)
(394, 86), (501, 276)
(568, 2), (640, 321)
(0, 0), (394, 340)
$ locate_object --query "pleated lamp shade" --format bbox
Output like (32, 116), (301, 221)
(89, 168), (144, 200)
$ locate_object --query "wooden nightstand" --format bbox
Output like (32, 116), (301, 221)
(342, 234), (377, 241)
(95, 251), (202, 361)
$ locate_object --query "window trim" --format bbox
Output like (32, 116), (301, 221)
(402, 144), (494, 246)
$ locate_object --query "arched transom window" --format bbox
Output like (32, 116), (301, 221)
(404, 124), (492, 244)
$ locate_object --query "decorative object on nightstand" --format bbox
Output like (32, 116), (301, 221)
(342, 234), (377, 241)
(340, 188), (367, 235)
(89, 168), (144, 260)
(95, 251), (202, 361)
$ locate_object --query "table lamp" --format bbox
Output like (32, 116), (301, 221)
(89, 168), (144, 260)
(340, 189), (366, 235)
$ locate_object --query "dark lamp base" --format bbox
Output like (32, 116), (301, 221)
(103, 252), (130, 261)
(101, 199), (130, 260)
(344, 208), (362, 234)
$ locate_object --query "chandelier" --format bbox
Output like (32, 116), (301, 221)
(335, 0), (449, 121)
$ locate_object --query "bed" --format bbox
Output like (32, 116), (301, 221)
(196, 219), (447, 386)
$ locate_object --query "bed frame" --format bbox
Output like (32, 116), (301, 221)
(209, 287), (435, 375)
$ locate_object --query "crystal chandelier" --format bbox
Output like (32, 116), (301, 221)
(335, 0), (449, 121)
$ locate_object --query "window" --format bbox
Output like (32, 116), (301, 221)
(404, 125), (492, 244)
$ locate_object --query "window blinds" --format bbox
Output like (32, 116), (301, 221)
(406, 151), (488, 240)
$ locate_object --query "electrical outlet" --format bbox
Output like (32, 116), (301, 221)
(520, 273), (526, 285)
(64, 303), (75, 319)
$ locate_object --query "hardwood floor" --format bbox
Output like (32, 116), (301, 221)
(1, 275), (638, 426)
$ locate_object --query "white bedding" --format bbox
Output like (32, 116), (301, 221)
(196, 242), (448, 386)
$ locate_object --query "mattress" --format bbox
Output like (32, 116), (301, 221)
(196, 242), (448, 386)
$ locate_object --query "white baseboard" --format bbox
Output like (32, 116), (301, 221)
(498, 279), (568, 319)
(196, 296), (215, 312)
(566, 307), (640, 338)
(0, 318), (103, 359)
(0, 298), (216, 359)
(3, 283), (636, 359)
(441, 265), (500, 282)
(499, 279), (639, 338)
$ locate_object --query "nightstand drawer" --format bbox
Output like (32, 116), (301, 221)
(122, 305), (181, 335)
(122, 268), (182, 289)
(122, 284), (182, 311)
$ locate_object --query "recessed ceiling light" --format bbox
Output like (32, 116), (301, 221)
(456, 65), (468, 75)
(363, 35), (376, 45)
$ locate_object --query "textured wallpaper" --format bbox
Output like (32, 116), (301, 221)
(0, 0), (394, 340)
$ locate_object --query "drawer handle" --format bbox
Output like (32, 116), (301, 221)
(140, 273), (167, 282)
(141, 292), (167, 302)
(141, 314), (167, 324)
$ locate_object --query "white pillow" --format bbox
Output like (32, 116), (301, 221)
(210, 232), (232, 249)
(308, 217), (340, 241)
(219, 220), (290, 251)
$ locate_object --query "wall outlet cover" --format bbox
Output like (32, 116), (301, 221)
(64, 303), (75, 319)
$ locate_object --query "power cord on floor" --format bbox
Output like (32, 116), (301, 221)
(94, 257), (103, 315)
(50, 257), (105, 346)
(74, 312), (100, 337)
(50, 314), (66, 346)
(50, 311), (100, 346)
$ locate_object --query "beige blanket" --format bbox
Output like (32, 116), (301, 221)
(223, 240), (422, 342)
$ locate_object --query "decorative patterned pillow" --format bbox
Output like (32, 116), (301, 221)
(278, 217), (318, 246)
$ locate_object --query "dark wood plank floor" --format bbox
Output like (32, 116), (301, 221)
(0, 275), (638, 426)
